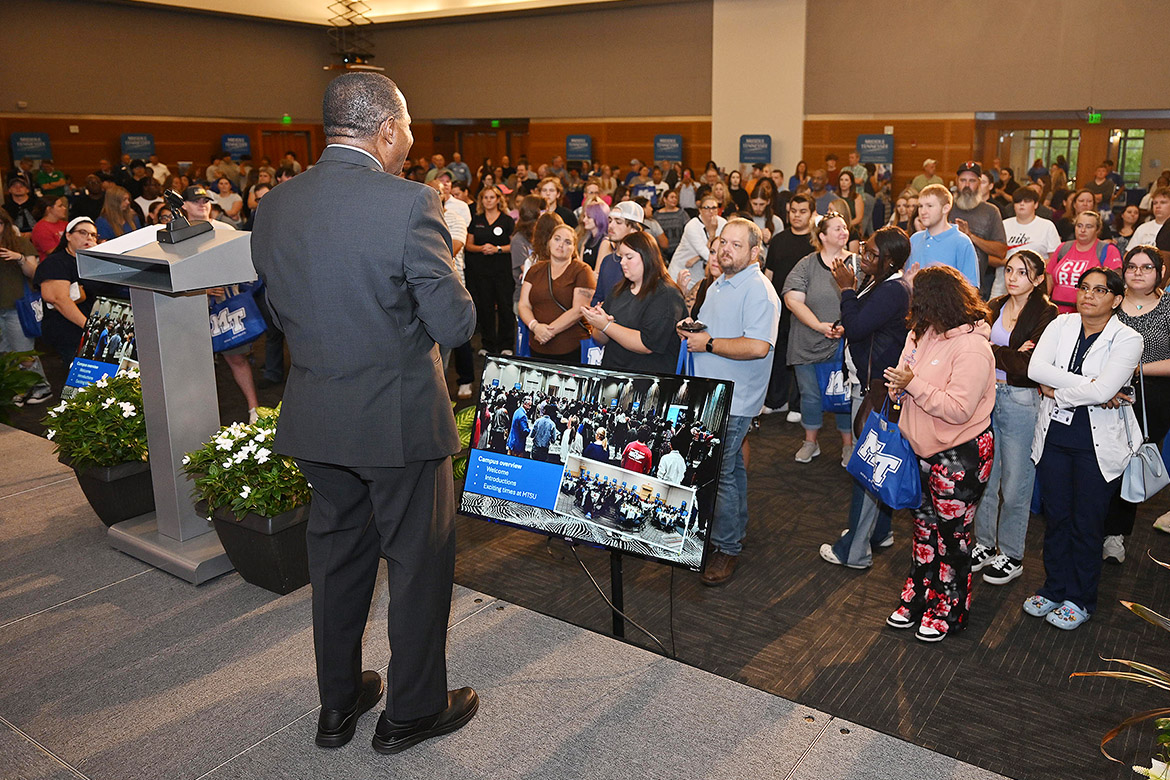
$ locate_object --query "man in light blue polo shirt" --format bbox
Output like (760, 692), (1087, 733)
(909, 183), (979, 288)
(678, 218), (781, 586)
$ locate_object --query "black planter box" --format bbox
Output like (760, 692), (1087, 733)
(200, 501), (310, 596)
(61, 457), (155, 527)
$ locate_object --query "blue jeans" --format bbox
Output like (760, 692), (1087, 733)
(0, 306), (48, 386)
(794, 361), (852, 433)
(710, 414), (752, 556)
(833, 387), (892, 567)
(973, 384), (1040, 561)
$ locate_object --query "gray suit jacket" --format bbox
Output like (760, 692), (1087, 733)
(251, 145), (476, 467)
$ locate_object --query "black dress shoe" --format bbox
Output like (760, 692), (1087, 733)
(371, 687), (479, 754)
(316, 670), (384, 748)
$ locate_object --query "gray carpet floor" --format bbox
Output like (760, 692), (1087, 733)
(0, 423), (1007, 780)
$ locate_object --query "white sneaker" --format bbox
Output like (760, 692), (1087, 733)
(820, 543), (869, 569)
(982, 554), (1024, 585)
(476, 348), (488, 357)
(841, 450), (852, 468)
(970, 542), (995, 572)
(795, 441), (820, 463)
(457, 383), (474, 400)
(501, 349), (514, 356)
(786, 410), (802, 424)
(248, 407), (259, 424)
(1103, 534), (1125, 564)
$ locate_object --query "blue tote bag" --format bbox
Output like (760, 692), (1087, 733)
(15, 278), (43, 338)
(515, 320), (531, 357)
(816, 340), (851, 413)
(675, 341), (694, 376)
(846, 398), (921, 510)
(209, 282), (267, 353)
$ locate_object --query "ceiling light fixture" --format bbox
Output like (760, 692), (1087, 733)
(323, 0), (383, 71)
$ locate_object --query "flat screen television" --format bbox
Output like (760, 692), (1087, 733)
(459, 356), (733, 572)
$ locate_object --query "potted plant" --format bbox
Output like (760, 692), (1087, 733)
(1073, 553), (1170, 778)
(182, 408), (312, 595)
(43, 368), (153, 526)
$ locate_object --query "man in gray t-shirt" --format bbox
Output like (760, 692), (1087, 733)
(950, 162), (1008, 298)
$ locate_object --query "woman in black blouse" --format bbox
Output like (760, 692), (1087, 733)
(1105, 245), (1170, 551)
(465, 185), (516, 355)
(32, 216), (123, 362)
(580, 230), (686, 374)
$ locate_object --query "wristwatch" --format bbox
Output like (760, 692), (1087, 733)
(705, 338), (716, 353)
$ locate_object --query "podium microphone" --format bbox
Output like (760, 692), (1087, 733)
(158, 189), (213, 244)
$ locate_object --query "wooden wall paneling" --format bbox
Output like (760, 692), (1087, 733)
(1, 116), (325, 186)
(527, 120), (712, 174)
(803, 118), (976, 193)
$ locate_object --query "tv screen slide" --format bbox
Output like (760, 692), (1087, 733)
(459, 356), (734, 572)
(62, 296), (137, 399)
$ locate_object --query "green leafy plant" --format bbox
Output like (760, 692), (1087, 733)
(452, 403), (477, 480)
(1, 350), (41, 425)
(1073, 553), (1170, 777)
(182, 407), (309, 518)
(43, 369), (147, 468)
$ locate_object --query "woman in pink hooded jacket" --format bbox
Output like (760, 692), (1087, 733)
(883, 266), (996, 643)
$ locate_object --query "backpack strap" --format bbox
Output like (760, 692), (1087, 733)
(1096, 240), (1108, 266)
(1056, 241), (1073, 262)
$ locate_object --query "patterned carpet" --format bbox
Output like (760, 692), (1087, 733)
(11, 336), (1170, 780)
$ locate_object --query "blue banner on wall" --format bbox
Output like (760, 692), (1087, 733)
(653, 135), (683, 162)
(120, 133), (155, 158)
(566, 134), (593, 161)
(739, 134), (772, 164)
(221, 134), (251, 160)
(9, 133), (52, 161)
(856, 134), (894, 164)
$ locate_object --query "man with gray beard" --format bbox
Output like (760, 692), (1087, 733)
(949, 161), (1008, 298)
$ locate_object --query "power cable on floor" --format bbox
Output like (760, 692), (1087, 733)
(566, 541), (673, 658)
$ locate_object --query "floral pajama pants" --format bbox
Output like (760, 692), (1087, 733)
(898, 428), (994, 635)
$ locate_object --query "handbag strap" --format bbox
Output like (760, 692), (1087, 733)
(1138, 363), (1150, 440)
(547, 262), (569, 313)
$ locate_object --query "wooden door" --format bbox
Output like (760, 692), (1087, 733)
(459, 131), (500, 175)
(261, 131), (312, 169)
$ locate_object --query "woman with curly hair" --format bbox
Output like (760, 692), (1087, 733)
(883, 265), (996, 642)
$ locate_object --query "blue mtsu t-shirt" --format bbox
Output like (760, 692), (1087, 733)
(908, 224), (979, 288)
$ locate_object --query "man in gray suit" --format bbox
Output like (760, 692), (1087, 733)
(251, 72), (478, 755)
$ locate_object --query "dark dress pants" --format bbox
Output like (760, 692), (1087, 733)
(257, 289), (286, 383)
(466, 256), (516, 354)
(295, 456), (455, 721)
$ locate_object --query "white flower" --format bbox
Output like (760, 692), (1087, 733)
(102, 397), (116, 409)
(181, 455), (190, 465)
(255, 448), (271, 464)
(119, 402), (137, 418)
(53, 401), (67, 413)
(240, 485), (252, 498)
(94, 378), (109, 388)
(45, 429), (55, 440)
(222, 460), (232, 469)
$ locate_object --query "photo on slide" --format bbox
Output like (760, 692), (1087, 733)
(459, 355), (733, 572)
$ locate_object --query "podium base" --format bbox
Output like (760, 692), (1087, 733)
(108, 513), (235, 585)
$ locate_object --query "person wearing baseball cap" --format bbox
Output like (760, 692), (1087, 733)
(951, 160), (1008, 297)
(910, 158), (943, 193)
(593, 200), (644, 305)
(180, 184), (235, 231)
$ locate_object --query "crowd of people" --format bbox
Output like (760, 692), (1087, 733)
(5, 139), (1170, 644)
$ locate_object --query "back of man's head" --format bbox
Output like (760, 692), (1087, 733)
(323, 72), (403, 139)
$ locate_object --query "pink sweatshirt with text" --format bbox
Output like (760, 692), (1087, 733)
(893, 321), (995, 458)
